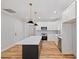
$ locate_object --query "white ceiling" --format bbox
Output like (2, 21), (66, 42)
(1, 0), (75, 22)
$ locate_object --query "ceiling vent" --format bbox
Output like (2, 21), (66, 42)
(3, 9), (16, 13)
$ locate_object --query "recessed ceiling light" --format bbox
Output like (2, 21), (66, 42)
(38, 17), (40, 19)
(26, 17), (28, 19)
(54, 11), (57, 14)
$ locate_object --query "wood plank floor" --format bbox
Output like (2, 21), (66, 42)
(1, 41), (75, 59)
(40, 41), (75, 59)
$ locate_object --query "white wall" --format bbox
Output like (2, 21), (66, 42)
(15, 18), (24, 40)
(1, 12), (24, 52)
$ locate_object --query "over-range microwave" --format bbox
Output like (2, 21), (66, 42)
(41, 27), (47, 30)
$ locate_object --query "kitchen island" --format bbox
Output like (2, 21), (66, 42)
(16, 36), (42, 59)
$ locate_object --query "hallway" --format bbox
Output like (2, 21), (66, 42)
(1, 41), (75, 59)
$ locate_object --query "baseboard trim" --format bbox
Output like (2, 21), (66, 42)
(1, 42), (16, 53)
(62, 53), (76, 58)
(63, 54), (74, 56)
(1, 38), (25, 53)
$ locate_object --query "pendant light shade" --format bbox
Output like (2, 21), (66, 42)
(27, 20), (34, 24)
(34, 23), (38, 26)
(27, 2), (38, 26)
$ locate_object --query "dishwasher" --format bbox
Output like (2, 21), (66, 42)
(58, 37), (62, 52)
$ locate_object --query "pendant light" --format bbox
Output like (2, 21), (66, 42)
(27, 2), (38, 26)
(27, 2), (34, 24)
(27, 20), (34, 23)
(34, 23), (38, 26)
(34, 11), (38, 26)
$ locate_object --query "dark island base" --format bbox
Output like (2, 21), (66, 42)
(22, 45), (39, 59)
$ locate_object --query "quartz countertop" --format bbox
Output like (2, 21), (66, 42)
(16, 36), (42, 45)
(57, 36), (62, 39)
(56, 34), (62, 39)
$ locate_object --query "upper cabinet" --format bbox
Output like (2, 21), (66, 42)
(62, 1), (76, 23)
(36, 20), (61, 30)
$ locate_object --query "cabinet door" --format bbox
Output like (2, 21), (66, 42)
(22, 45), (38, 59)
(36, 26), (41, 30)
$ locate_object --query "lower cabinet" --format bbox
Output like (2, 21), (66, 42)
(22, 45), (38, 59)
(58, 37), (62, 52)
(22, 42), (42, 59)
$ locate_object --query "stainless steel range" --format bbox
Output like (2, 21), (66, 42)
(41, 27), (47, 40)
(41, 33), (47, 40)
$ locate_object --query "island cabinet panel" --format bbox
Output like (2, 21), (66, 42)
(22, 45), (39, 59)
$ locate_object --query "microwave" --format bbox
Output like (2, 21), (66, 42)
(41, 27), (47, 30)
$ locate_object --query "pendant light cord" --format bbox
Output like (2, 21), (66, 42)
(29, 0), (32, 21)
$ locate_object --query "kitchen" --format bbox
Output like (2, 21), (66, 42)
(1, 0), (76, 59)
